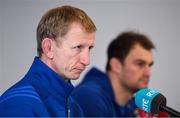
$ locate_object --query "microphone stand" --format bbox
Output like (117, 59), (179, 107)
(160, 105), (180, 117)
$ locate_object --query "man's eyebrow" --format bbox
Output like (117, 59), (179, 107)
(135, 59), (154, 66)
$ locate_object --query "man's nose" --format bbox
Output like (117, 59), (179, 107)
(144, 66), (151, 78)
(80, 50), (90, 66)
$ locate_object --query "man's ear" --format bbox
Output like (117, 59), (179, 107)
(109, 57), (122, 73)
(41, 38), (54, 59)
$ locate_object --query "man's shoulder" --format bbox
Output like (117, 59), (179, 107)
(0, 84), (42, 106)
(71, 80), (114, 117)
(74, 80), (102, 95)
(0, 83), (46, 116)
(72, 81), (110, 107)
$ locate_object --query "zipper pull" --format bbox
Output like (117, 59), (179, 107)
(68, 108), (71, 118)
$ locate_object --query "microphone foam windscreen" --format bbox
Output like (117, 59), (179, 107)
(135, 88), (166, 114)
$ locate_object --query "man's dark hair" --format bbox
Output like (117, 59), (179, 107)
(106, 31), (155, 71)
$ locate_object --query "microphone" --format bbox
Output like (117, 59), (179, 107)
(135, 88), (180, 117)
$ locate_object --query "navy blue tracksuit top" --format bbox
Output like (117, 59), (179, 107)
(0, 57), (83, 117)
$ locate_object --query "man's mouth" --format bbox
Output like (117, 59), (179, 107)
(74, 67), (85, 73)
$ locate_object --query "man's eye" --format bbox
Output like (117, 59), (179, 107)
(136, 62), (145, 68)
(74, 45), (82, 49)
(89, 46), (94, 50)
(72, 45), (83, 53)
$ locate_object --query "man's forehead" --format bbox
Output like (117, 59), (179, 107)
(126, 44), (153, 60)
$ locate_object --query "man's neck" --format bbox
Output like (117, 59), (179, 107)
(108, 71), (133, 106)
